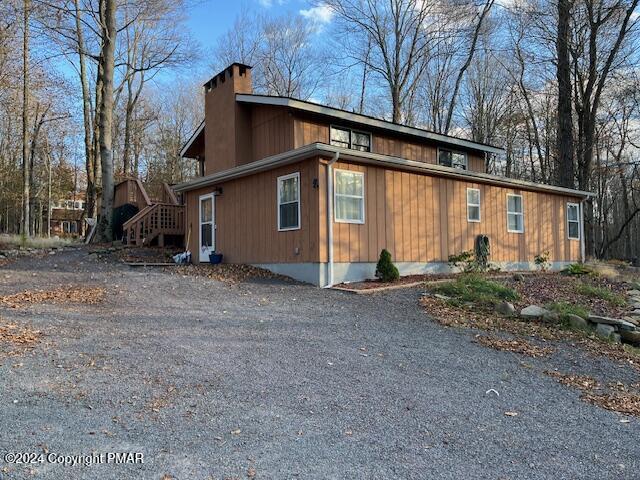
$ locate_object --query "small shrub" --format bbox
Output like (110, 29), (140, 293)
(434, 274), (519, 307)
(534, 251), (551, 272)
(576, 283), (625, 306)
(546, 301), (589, 321)
(375, 249), (399, 282)
(448, 250), (475, 268)
(563, 263), (594, 276)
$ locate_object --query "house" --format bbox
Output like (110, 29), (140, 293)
(49, 196), (86, 237)
(176, 63), (592, 286)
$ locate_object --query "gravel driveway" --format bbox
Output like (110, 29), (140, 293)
(0, 248), (639, 479)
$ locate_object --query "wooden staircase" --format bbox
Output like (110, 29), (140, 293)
(123, 203), (185, 246)
(118, 180), (185, 246)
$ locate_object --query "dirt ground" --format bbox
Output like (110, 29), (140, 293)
(0, 248), (639, 479)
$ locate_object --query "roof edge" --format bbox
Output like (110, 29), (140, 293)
(236, 94), (505, 155)
(179, 121), (205, 158)
(174, 143), (593, 198)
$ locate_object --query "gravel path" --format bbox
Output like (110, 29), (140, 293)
(0, 249), (639, 479)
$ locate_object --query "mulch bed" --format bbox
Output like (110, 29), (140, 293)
(335, 273), (461, 291)
(504, 272), (629, 318)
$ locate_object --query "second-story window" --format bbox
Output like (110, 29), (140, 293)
(330, 126), (371, 152)
(438, 148), (468, 170)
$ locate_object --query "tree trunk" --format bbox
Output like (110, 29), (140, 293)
(74, 0), (97, 220)
(21, 0), (30, 238)
(555, 0), (574, 188)
(96, 0), (116, 242)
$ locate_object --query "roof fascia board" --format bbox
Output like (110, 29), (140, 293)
(175, 143), (593, 198)
(179, 121), (205, 158)
(236, 94), (505, 155)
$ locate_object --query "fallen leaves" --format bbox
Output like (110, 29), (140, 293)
(582, 392), (640, 417)
(0, 286), (106, 309)
(170, 264), (291, 285)
(0, 321), (41, 347)
(544, 370), (599, 391)
(476, 336), (554, 358)
(545, 370), (640, 417)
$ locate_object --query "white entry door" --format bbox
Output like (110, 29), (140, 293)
(199, 194), (215, 262)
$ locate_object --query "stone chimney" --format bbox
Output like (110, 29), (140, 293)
(203, 63), (253, 175)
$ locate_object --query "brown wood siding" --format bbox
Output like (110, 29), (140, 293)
(318, 160), (581, 264)
(293, 113), (486, 173)
(184, 158), (321, 264)
(246, 105), (294, 164)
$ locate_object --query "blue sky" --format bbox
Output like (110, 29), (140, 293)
(186, 0), (320, 51)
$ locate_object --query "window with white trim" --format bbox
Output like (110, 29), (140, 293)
(277, 172), (300, 231)
(467, 188), (481, 222)
(330, 126), (371, 152)
(438, 148), (468, 170)
(507, 194), (524, 233)
(335, 169), (365, 223)
(567, 203), (580, 240)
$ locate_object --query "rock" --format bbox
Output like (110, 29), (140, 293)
(624, 316), (640, 326)
(513, 273), (525, 282)
(543, 312), (560, 323)
(611, 333), (622, 344)
(520, 305), (550, 318)
(620, 329), (640, 345)
(566, 314), (589, 330)
(627, 289), (640, 296)
(630, 303), (640, 310)
(631, 310), (640, 317)
(434, 294), (450, 301)
(596, 323), (616, 338)
(496, 302), (515, 316)
(588, 315), (636, 331)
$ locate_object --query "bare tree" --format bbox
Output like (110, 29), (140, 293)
(325, 0), (436, 123)
(96, 0), (116, 242)
(22, 0), (30, 237)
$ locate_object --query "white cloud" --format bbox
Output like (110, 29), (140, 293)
(259, 0), (288, 7)
(300, 4), (334, 24)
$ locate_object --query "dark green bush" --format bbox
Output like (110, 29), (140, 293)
(375, 249), (400, 282)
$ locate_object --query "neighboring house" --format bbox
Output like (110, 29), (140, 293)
(50, 197), (85, 237)
(176, 63), (592, 286)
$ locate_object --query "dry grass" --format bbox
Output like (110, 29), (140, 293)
(0, 234), (76, 250)
(0, 286), (106, 309)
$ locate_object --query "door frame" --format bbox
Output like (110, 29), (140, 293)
(198, 193), (215, 262)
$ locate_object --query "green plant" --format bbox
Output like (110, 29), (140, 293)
(546, 301), (589, 321)
(534, 251), (551, 272)
(576, 283), (625, 306)
(434, 274), (519, 307)
(448, 250), (474, 268)
(563, 263), (595, 276)
(375, 249), (400, 282)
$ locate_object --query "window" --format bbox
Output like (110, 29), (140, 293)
(330, 126), (350, 148)
(335, 169), (365, 223)
(330, 126), (371, 152)
(277, 172), (300, 231)
(438, 148), (468, 170)
(467, 188), (481, 222)
(507, 194), (524, 233)
(567, 203), (580, 240)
